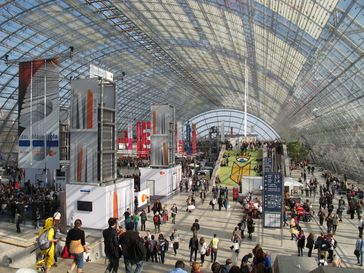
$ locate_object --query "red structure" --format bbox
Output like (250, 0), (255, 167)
(136, 121), (151, 158)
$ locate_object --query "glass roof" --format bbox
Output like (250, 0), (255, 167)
(187, 108), (281, 140)
(0, 0), (363, 179)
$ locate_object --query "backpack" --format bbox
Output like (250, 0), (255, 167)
(37, 228), (52, 250)
(153, 215), (159, 224)
(134, 238), (147, 262)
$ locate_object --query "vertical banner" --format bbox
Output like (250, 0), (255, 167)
(220, 121), (225, 142)
(18, 58), (60, 169)
(192, 123), (197, 155)
(231, 127), (233, 138)
(117, 130), (128, 150)
(263, 172), (283, 228)
(127, 121), (133, 152)
(70, 79), (99, 183)
(177, 121), (184, 154)
(136, 121), (151, 158)
(185, 123), (191, 156)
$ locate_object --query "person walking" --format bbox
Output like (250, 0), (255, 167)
(355, 235), (364, 266)
(297, 229), (305, 256)
(210, 234), (219, 263)
(189, 235), (199, 263)
(199, 237), (208, 266)
(191, 219), (200, 236)
(247, 216), (255, 240)
(171, 203), (178, 224)
(37, 217), (57, 273)
(140, 209), (147, 231)
(149, 234), (158, 263)
(167, 260), (188, 273)
(66, 219), (88, 273)
(133, 212), (140, 232)
(146, 196), (151, 214)
(15, 209), (21, 233)
(119, 223), (146, 273)
(238, 217), (246, 239)
(306, 233), (315, 257)
(153, 212), (161, 234)
(158, 233), (168, 264)
(170, 228), (180, 256)
(358, 216), (363, 237)
(332, 213), (339, 234)
(218, 195), (223, 211)
(210, 197), (217, 210)
(103, 218), (121, 273)
(191, 262), (203, 273)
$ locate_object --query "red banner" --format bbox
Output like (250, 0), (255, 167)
(118, 130), (128, 145)
(136, 121), (151, 158)
(178, 140), (184, 154)
(192, 123), (197, 155)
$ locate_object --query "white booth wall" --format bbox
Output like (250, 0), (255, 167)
(66, 178), (134, 230)
(140, 165), (182, 196)
(241, 176), (263, 194)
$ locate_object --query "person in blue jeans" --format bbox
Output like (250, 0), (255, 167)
(355, 234), (364, 266)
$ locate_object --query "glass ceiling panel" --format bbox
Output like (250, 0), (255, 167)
(256, 0), (339, 39)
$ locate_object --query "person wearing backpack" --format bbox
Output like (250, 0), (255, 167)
(149, 235), (158, 263)
(38, 217), (57, 273)
(158, 233), (168, 264)
(153, 212), (161, 233)
(140, 209), (147, 231)
(66, 219), (87, 273)
(119, 224), (146, 273)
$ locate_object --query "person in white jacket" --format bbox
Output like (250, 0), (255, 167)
(199, 237), (208, 266)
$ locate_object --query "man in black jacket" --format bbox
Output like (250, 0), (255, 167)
(119, 224), (146, 273)
(103, 218), (121, 273)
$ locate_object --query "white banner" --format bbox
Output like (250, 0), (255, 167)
(18, 58), (60, 169)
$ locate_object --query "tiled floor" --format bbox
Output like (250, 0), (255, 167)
(1, 168), (363, 272)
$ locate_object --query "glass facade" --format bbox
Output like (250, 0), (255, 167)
(0, 0), (363, 179)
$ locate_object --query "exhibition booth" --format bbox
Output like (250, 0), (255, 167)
(140, 165), (182, 197)
(65, 178), (134, 230)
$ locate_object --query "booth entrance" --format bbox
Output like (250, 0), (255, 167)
(146, 180), (155, 196)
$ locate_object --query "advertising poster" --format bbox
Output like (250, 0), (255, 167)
(18, 58), (60, 169)
(263, 172), (283, 228)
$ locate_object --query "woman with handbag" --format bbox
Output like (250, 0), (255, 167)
(199, 237), (208, 266)
(66, 219), (88, 273)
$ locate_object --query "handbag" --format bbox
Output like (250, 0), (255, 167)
(206, 247), (211, 256)
(354, 249), (360, 257)
(61, 245), (75, 259)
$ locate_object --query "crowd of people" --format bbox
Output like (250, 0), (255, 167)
(4, 145), (364, 273)
(0, 180), (60, 231)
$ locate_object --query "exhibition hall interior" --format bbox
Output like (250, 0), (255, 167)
(0, 1), (363, 273)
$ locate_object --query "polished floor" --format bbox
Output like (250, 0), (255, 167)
(0, 169), (362, 272)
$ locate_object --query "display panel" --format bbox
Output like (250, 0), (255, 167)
(18, 58), (60, 169)
(263, 172), (283, 228)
